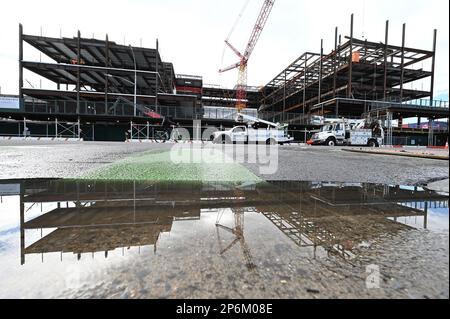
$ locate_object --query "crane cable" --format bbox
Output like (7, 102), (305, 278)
(362, 0), (366, 39)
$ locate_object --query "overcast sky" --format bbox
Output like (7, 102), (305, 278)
(0, 0), (448, 99)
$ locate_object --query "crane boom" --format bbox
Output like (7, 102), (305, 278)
(244, 0), (275, 59)
(219, 0), (276, 111)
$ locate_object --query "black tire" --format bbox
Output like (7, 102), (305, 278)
(368, 140), (379, 148)
(266, 138), (277, 145)
(325, 137), (337, 147)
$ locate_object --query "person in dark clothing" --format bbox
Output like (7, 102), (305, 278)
(162, 116), (176, 140)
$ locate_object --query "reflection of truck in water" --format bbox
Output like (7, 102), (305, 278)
(212, 113), (294, 145)
(308, 118), (384, 147)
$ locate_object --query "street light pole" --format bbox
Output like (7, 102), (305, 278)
(129, 45), (137, 117)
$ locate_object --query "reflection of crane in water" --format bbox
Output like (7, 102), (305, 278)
(215, 189), (256, 271)
(216, 209), (256, 271)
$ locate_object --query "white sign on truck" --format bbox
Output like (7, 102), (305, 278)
(212, 113), (294, 145)
(0, 97), (20, 110)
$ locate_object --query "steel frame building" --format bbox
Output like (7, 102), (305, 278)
(258, 15), (448, 128)
(1, 18), (448, 143)
(15, 24), (200, 125)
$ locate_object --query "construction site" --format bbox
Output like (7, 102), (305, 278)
(0, 1), (448, 146)
(0, 0), (448, 302)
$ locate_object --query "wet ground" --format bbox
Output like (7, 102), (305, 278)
(0, 141), (448, 187)
(0, 141), (448, 299)
(0, 179), (448, 299)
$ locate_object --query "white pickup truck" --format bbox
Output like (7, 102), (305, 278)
(212, 114), (294, 145)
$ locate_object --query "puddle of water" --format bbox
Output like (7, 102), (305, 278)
(0, 179), (448, 298)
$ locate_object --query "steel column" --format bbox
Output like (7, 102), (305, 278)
(20, 182), (25, 265)
(23, 117), (27, 137)
(383, 21), (389, 101)
(336, 99), (339, 117)
(303, 55), (307, 117)
(283, 70), (286, 121)
(105, 34), (109, 111)
(19, 24), (23, 100)
(400, 24), (406, 101)
(155, 39), (159, 109)
(78, 118), (81, 139)
(348, 14), (354, 98)
(76, 30), (81, 115)
(318, 39), (323, 104)
(430, 29), (437, 106)
(428, 118), (434, 146)
(333, 27), (338, 98)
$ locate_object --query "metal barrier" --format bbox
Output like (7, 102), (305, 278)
(0, 118), (81, 139)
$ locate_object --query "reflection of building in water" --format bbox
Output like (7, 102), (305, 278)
(19, 180), (207, 265)
(17, 179), (448, 265)
(258, 182), (448, 262)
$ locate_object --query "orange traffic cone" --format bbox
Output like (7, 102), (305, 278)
(445, 139), (449, 149)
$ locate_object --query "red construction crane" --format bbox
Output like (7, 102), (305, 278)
(219, 0), (275, 111)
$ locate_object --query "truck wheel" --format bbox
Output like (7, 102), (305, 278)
(266, 138), (277, 145)
(368, 140), (379, 148)
(325, 138), (337, 147)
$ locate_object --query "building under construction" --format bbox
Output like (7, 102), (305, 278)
(0, 16), (448, 144)
(258, 16), (449, 145)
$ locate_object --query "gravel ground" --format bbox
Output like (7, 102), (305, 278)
(0, 141), (170, 180)
(243, 145), (449, 186)
(0, 141), (448, 186)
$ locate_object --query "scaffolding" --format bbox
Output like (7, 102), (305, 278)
(0, 118), (81, 140)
